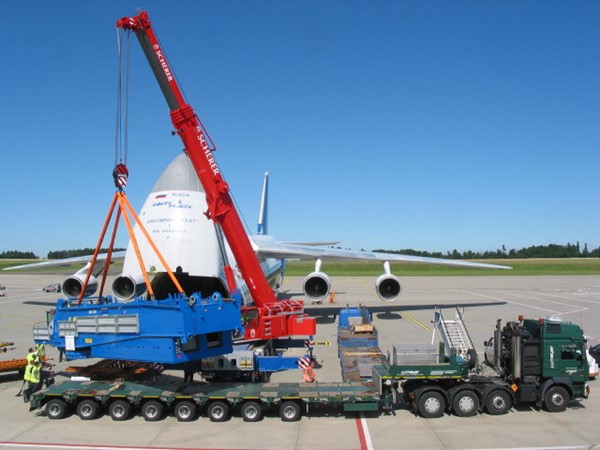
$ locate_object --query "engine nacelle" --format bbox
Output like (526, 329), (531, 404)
(375, 273), (402, 302)
(303, 272), (330, 304)
(62, 274), (98, 298)
(112, 274), (147, 300)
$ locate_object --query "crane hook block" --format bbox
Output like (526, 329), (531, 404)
(113, 163), (129, 190)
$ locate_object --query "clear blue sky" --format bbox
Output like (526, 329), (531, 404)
(1, 1), (598, 258)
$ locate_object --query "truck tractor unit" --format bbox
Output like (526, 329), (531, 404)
(373, 311), (590, 418)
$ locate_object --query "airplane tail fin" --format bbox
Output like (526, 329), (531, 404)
(257, 172), (269, 235)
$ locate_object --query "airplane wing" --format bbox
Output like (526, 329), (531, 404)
(251, 235), (511, 270)
(2, 251), (127, 271)
(303, 301), (507, 318)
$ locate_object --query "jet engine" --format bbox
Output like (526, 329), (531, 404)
(303, 271), (330, 303)
(62, 268), (99, 298)
(303, 259), (330, 303)
(112, 274), (147, 300)
(374, 261), (402, 302)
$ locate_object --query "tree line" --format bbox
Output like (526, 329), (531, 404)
(2, 242), (599, 260)
(372, 242), (600, 260)
(0, 248), (126, 260)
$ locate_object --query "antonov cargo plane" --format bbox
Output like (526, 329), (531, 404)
(5, 153), (510, 307)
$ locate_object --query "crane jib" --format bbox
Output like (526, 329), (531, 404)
(115, 10), (317, 340)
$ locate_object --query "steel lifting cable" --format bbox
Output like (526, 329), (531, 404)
(77, 27), (186, 303)
(114, 28), (130, 169)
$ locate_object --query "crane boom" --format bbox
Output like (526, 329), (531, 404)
(116, 12), (316, 340)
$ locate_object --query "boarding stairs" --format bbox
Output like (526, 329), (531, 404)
(432, 307), (475, 361)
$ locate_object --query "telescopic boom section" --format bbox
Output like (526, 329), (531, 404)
(115, 13), (278, 309)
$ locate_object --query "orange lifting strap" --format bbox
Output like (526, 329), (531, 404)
(76, 188), (184, 305)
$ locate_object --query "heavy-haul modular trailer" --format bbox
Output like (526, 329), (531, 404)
(30, 379), (380, 422)
(29, 308), (590, 421)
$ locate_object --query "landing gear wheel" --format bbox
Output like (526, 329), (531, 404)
(77, 399), (100, 420)
(452, 390), (479, 417)
(109, 400), (132, 421)
(418, 391), (446, 418)
(279, 401), (301, 422)
(174, 400), (197, 422)
(141, 400), (164, 421)
(544, 386), (569, 412)
(485, 390), (512, 415)
(45, 398), (69, 420)
(241, 401), (263, 422)
(207, 401), (230, 422)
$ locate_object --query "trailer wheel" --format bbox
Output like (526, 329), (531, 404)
(77, 399), (100, 420)
(544, 386), (569, 413)
(45, 398), (69, 420)
(452, 390), (479, 417)
(141, 400), (164, 421)
(109, 400), (132, 421)
(207, 401), (230, 422)
(418, 391), (446, 418)
(485, 390), (512, 415)
(241, 401), (263, 422)
(279, 401), (302, 422)
(174, 400), (197, 422)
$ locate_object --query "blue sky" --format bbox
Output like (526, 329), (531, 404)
(1, 1), (598, 258)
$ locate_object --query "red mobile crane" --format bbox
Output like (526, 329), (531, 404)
(116, 12), (316, 341)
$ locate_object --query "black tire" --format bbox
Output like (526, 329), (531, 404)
(207, 401), (230, 422)
(174, 400), (197, 422)
(45, 398), (68, 420)
(544, 386), (569, 413)
(279, 400), (301, 422)
(417, 391), (446, 418)
(109, 399), (132, 421)
(241, 401), (263, 422)
(452, 390), (479, 417)
(141, 400), (164, 421)
(76, 399), (100, 420)
(466, 349), (478, 369)
(485, 390), (512, 415)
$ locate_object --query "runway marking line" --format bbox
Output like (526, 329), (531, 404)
(355, 413), (374, 450)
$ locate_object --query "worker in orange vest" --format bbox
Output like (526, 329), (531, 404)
(303, 359), (316, 383)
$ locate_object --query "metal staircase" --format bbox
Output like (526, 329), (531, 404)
(432, 307), (475, 360)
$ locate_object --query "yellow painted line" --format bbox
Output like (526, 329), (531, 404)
(356, 278), (430, 331)
(399, 311), (430, 331)
(357, 279), (377, 297)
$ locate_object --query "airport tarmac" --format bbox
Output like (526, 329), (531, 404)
(0, 273), (599, 450)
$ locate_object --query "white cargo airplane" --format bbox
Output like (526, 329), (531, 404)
(5, 153), (510, 306)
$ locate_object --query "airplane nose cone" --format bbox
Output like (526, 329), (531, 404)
(152, 153), (204, 193)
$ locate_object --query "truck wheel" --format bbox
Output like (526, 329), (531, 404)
(141, 400), (164, 421)
(207, 401), (230, 422)
(485, 390), (512, 415)
(241, 401), (263, 422)
(76, 399), (100, 420)
(279, 401), (301, 422)
(544, 386), (569, 413)
(174, 400), (197, 422)
(418, 391), (446, 418)
(452, 390), (479, 417)
(45, 398), (69, 420)
(109, 400), (132, 421)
